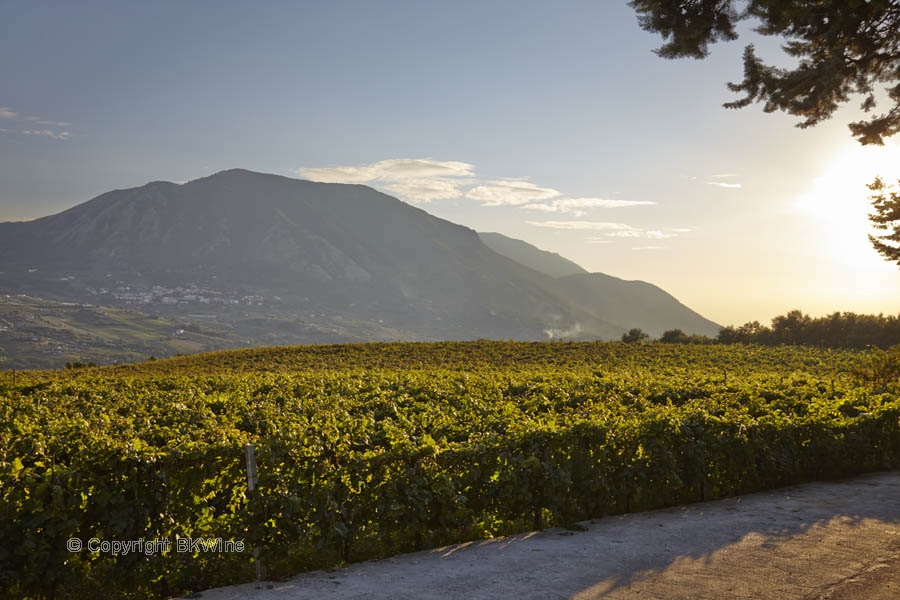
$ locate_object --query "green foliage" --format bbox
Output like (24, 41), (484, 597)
(853, 345), (900, 389)
(621, 328), (650, 343)
(658, 329), (712, 344)
(868, 177), (900, 266)
(718, 309), (900, 348)
(629, 0), (900, 145)
(1, 341), (898, 598)
(659, 329), (688, 343)
(64, 361), (97, 370)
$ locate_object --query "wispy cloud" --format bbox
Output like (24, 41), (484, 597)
(580, 226), (689, 244)
(384, 178), (467, 202)
(23, 129), (71, 140)
(566, 198), (654, 208)
(2, 107), (74, 139)
(697, 172), (741, 188)
(521, 203), (576, 214)
(526, 220), (634, 231)
(297, 158), (475, 203)
(297, 157), (694, 251)
(522, 197), (654, 216)
(298, 158), (474, 183)
(684, 172), (742, 188)
(466, 180), (561, 206)
(607, 229), (675, 239)
(605, 230), (643, 238)
(298, 158), (661, 221)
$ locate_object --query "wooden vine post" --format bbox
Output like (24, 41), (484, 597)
(245, 444), (265, 581)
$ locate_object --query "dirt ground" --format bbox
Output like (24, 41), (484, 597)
(189, 471), (900, 599)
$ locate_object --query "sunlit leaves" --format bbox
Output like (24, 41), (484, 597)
(1, 341), (898, 598)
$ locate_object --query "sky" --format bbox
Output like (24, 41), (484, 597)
(2, 0), (899, 326)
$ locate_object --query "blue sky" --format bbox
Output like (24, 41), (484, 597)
(2, 0), (899, 324)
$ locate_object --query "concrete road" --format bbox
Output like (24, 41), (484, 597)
(191, 471), (900, 600)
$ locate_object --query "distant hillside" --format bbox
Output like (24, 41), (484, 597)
(0, 169), (719, 366)
(478, 232), (719, 337)
(554, 272), (721, 338)
(0, 295), (244, 370)
(479, 232), (587, 278)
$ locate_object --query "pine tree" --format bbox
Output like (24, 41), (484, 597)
(629, 0), (900, 145)
(868, 177), (900, 265)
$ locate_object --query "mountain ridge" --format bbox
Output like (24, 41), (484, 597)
(476, 233), (718, 338)
(0, 169), (719, 366)
(478, 232), (588, 278)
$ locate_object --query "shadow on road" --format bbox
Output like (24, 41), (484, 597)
(192, 471), (900, 600)
(432, 472), (900, 599)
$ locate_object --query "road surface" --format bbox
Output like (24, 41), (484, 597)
(189, 471), (900, 599)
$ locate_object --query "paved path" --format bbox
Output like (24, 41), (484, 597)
(191, 472), (900, 599)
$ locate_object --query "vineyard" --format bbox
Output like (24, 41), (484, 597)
(2, 341), (899, 599)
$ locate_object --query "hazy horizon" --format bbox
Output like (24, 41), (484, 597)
(2, 0), (899, 326)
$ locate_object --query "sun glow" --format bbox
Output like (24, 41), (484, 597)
(795, 142), (900, 271)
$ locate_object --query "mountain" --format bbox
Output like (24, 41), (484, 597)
(0, 169), (719, 366)
(553, 272), (720, 338)
(478, 232), (587, 278)
(478, 231), (718, 338)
